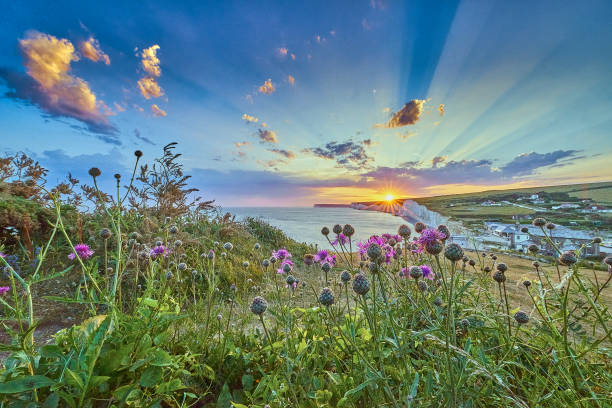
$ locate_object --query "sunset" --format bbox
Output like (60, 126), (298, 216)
(1, 1), (611, 406)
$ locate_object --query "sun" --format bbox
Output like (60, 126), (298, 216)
(385, 193), (394, 202)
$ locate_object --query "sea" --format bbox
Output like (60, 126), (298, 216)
(222, 207), (409, 248)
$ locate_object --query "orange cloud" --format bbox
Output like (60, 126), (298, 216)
(438, 104), (445, 116)
(141, 45), (161, 77)
(137, 77), (164, 99)
(151, 104), (166, 117)
(114, 102), (126, 112)
(376, 99), (425, 128)
(258, 78), (275, 94)
(10, 30), (114, 135)
(242, 113), (258, 123)
(287, 75), (295, 86)
(79, 37), (110, 65)
(278, 47), (288, 56)
(291, 53), (296, 60)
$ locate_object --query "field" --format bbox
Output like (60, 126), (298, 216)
(1, 148), (611, 408)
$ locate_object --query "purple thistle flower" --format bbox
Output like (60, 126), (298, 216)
(399, 268), (407, 278)
(273, 248), (291, 260)
(417, 228), (446, 246)
(150, 245), (168, 259)
(331, 233), (349, 247)
(0, 253), (5, 258)
(314, 249), (330, 263)
(276, 258), (294, 274)
(68, 244), (94, 260)
(0, 286), (10, 295)
(420, 264), (434, 280)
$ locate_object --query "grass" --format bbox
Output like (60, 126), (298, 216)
(1, 150), (611, 408)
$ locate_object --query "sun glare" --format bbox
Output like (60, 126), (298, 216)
(385, 193), (394, 202)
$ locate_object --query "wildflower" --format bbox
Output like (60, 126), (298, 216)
(409, 266), (423, 279)
(352, 273), (370, 295)
(532, 218), (547, 227)
(333, 224), (343, 234)
(398, 224), (411, 239)
(88, 167), (101, 178)
(281, 260), (293, 274)
(0, 286), (10, 295)
(99, 228), (112, 240)
(514, 311), (530, 324)
(331, 233), (348, 247)
(342, 224), (355, 237)
(559, 251), (577, 266)
(169, 225), (178, 234)
(399, 268), (407, 277)
(223, 242), (233, 251)
(367, 243), (382, 260)
(150, 245), (168, 259)
(319, 287), (335, 306)
(208, 250), (215, 260)
(425, 241), (443, 255)
(321, 226), (330, 236)
(69, 244), (94, 260)
(493, 271), (506, 283)
(414, 222), (426, 233)
(444, 243), (464, 262)
(251, 296), (268, 315)
(496, 263), (508, 273)
(314, 250), (336, 265)
(417, 228), (445, 247)
(303, 254), (315, 266)
(420, 265), (434, 280)
(273, 248), (291, 260)
(437, 224), (450, 241)
(340, 270), (351, 283)
(418, 280), (428, 291)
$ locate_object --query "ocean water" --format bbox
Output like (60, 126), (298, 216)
(222, 207), (409, 248)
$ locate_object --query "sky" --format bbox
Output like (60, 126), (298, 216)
(1, 0), (611, 206)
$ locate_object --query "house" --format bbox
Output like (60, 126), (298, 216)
(483, 222), (599, 255)
(530, 194), (539, 200)
(552, 203), (580, 210)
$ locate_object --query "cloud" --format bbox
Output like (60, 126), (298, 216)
(256, 128), (278, 144)
(376, 99), (425, 128)
(370, 0), (387, 9)
(235, 141), (250, 148)
(431, 155), (447, 168)
(258, 78), (275, 95)
(291, 53), (296, 60)
(151, 104), (166, 117)
(137, 77), (164, 99)
(397, 130), (417, 140)
(268, 148), (296, 160)
(242, 113), (258, 123)
(141, 45), (161, 77)
(114, 102), (125, 112)
(287, 75), (295, 86)
(362, 18), (372, 31)
(358, 150), (581, 194)
(303, 139), (374, 170)
(134, 128), (155, 145)
(278, 47), (288, 56)
(0, 31), (116, 137)
(79, 37), (110, 65)
(438, 104), (445, 116)
(137, 45), (163, 99)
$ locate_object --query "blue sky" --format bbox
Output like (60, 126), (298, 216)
(1, 0), (611, 206)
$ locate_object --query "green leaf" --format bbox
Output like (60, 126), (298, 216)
(230, 403), (249, 408)
(149, 349), (173, 366)
(140, 366), (163, 387)
(217, 383), (232, 408)
(241, 374), (254, 391)
(64, 368), (85, 390)
(201, 363), (216, 381)
(0, 375), (55, 393)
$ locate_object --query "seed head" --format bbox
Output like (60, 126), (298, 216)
(437, 224), (450, 241)
(169, 225), (178, 234)
(286, 275), (296, 285)
(114, 173), (121, 181)
(367, 243), (382, 260)
(303, 254), (315, 266)
(409, 265), (423, 279)
(269, 256), (277, 264)
(532, 218), (547, 227)
(340, 270), (351, 283)
(223, 242), (233, 251)
(520, 227), (529, 233)
(469, 259), (476, 267)
(207, 250), (215, 260)
(178, 262), (187, 271)
(514, 311), (529, 324)
(282, 262), (292, 274)
(173, 239), (182, 247)
(254, 242), (261, 250)
(165, 271), (174, 280)
(243, 261), (250, 268)
(444, 243), (464, 262)
(433, 297), (443, 307)
(523, 280), (531, 288)
(321, 262), (332, 273)
(99, 228), (112, 240)
(321, 226), (330, 236)
(318, 287), (335, 306)
(496, 263), (508, 273)
(545, 222), (555, 230)
(368, 261), (379, 274)
(216, 314), (222, 321)
(528, 244), (539, 253)
(250, 296), (268, 315)
(414, 222), (426, 233)
(533, 261), (539, 268)
(398, 224), (411, 238)
(417, 280), (428, 292)
(342, 224), (355, 237)
(333, 224), (343, 235)
(593, 237), (602, 244)
(262, 259), (270, 267)
(425, 241), (443, 255)
(88, 167), (101, 178)
(493, 271), (506, 283)
(221, 252), (227, 258)
(460, 319), (470, 329)
(559, 251), (577, 266)
(484, 266), (491, 273)
(352, 273), (370, 295)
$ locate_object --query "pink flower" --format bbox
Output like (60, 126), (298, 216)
(68, 244), (94, 260)
(273, 248), (291, 260)
(276, 258), (294, 274)
(314, 249), (330, 263)
(420, 265), (434, 280)
(150, 245), (168, 259)
(331, 233), (348, 247)
(0, 253), (5, 258)
(417, 228), (446, 246)
(0, 286), (10, 295)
